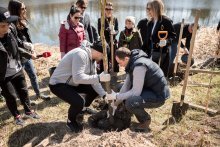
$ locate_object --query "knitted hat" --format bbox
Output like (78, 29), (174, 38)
(91, 40), (109, 54)
(125, 16), (135, 25)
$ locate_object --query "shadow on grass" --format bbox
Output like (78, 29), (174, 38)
(0, 96), (63, 129)
(8, 122), (78, 147)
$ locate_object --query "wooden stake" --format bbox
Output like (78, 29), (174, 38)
(174, 19), (184, 75)
(99, 0), (114, 124)
(180, 10), (200, 106)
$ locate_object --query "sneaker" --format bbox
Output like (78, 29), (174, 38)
(66, 120), (83, 133)
(134, 120), (151, 132)
(29, 100), (36, 106)
(36, 94), (51, 101)
(15, 115), (25, 126)
(24, 111), (40, 119)
(81, 107), (97, 115)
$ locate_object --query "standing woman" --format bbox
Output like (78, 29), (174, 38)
(142, 0), (176, 76)
(59, 5), (85, 58)
(97, 2), (119, 72)
(8, 0), (50, 100)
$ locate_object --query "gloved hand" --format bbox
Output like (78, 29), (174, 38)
(114, 98), (124, 106)
(99, 72), (111, 82)
(23, 42), (34, 52)
(158, 40), (167, 47)
(105, 90), (117, 101)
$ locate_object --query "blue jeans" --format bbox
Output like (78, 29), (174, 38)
(170, 41), (178, 66)
(23, 59), (40, 95)
(125, 90), (166, 123)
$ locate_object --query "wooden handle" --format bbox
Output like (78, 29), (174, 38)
(158, 31), (168, 40)
(180, 10), (200, 105)
(174, 19), (184, 74)
(110, 16), (114, 72)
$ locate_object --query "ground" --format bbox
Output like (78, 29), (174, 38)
(0, 27), (219, 147)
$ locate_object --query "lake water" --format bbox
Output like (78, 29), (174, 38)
(0, 0), (219, 45)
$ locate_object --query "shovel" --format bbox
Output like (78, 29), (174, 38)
(169, 19), (185, 86)
(158, 31), (168, 67)
(171, 10), (200, 121)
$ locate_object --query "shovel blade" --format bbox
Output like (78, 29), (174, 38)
(171, 101), (189, 121)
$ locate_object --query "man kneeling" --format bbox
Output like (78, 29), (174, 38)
(106, 47), (170, 131)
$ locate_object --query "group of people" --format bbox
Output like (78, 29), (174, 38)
(50, 0), (172, 132)
(1, 0), (216, 133)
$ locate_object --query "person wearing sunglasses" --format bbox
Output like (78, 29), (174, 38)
(75, 0), (94, 43)
(8, 0), (51, 101)
(59, 5), (85, 58)
(97, 2), (119, 73)
(141, 0), (176, 77)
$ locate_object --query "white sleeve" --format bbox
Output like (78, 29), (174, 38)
(72, 52), (99, 84)
(117, 66), (147, 100)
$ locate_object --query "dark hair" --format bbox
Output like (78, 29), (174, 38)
(76, 0), (88, 7)
(115, 47), (131, 59)
(8, 0), (27, 28)
(67, 5), (81, 21)
(8, 0), (22, 16)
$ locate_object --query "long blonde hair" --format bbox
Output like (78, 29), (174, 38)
(147, 0), (164, 20)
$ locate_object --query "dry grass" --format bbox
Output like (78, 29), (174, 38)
(0, 28), (220, 147)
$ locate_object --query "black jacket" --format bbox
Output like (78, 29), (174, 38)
(80, 13), (94, 43)
(141, 15), (176, 57)
(13, 23), (33, 63)
(125, 49), (170, 100)
(98, 17), (119, 44)
(173, 22), (192, 50)
(137, 18), (148, 41)
(0, 25), (31, 83)
(217, 21), (220, 31)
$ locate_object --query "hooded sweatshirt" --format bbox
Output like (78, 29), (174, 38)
(49, 41), (105, 97)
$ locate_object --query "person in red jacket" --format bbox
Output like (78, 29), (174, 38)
(59, 5), (86, 58)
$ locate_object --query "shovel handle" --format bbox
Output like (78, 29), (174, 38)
(158, 31), (168, 40)
(181, 10), (200, 97)
(174, 19), (184, 74)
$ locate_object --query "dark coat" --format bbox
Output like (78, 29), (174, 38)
(80, 13), (94, 43)
(137, 18), (148, 41)
(98, 17), (119, 44)
(14, 24), (33, 63)
(173, 22), (192, 50)
(142, 15), (176, 57)
(0, 25), (31, 83)
(118, 28), (143, 50)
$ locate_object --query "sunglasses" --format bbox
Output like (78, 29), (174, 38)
(147, 7), (152, 11)
(74, 16), (82, 20)
(80, 6), (87, 9)
(105, 8), (113, 11)
(21, 7), (26, 11)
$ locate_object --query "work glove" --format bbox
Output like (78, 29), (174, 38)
(99, 72), (111, 82)
(114, 98), (124, 106)
(158, 40), (167, 47)
(23, 42), (34, 52)
(105, 90), (117, 101)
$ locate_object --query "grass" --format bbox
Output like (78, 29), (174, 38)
(0, 28), (220, 146)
